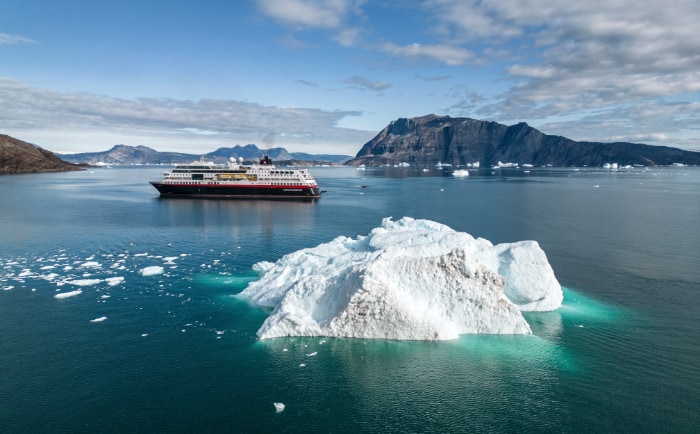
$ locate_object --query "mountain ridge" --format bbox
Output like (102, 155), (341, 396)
(346, 114), (700, 167)
(59, 144), (351, 165)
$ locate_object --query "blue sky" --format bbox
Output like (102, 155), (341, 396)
(2, 0), (699, 155)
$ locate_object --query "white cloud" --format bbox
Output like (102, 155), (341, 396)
(0, 33), (35, 44)
(535, 100), (700, 151)
(425, 0), (700, 114)
(333, 27), (361, 47)
(422, 0), (700, 150)
(380, 42), (473, 66)
(256, 0), (361, 29)
(0, 78), (374, 154)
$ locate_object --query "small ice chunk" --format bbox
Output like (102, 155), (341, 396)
(65, 279), (102, 286)
(273, 402), (285, 413)
(54, 290), (83, 299)
(105, 277), (124, 286)
(42, 273), (59, 281)
(90, 316), (108, 323)
(140, 266), (164, 277)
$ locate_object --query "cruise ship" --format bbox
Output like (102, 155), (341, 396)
(150, 156), (322, 199)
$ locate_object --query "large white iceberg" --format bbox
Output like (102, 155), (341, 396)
(242, 217), (563, 341)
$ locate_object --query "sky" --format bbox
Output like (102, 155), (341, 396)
(1, 0), (699, 156)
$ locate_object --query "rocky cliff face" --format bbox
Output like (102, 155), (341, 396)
(0, 135), (82, 175)
(346, 114), (700, 167)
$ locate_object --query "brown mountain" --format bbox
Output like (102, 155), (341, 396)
(346, 114), (700, 167)
(0, 134), (82, 175)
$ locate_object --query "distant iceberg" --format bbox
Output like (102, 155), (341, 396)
(242, 217), (563, 341)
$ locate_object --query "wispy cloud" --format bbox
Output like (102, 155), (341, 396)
(380, 42), (473, 66)
(296, 79), (319, 87)
(341, 75), (391, 91)
(257, 0), (366, 50)
(256, 0), (362, 29)
(0, 33), (35, 45)
(0, 78), (374, 154)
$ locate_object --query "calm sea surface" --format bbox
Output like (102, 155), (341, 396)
(1, 166), (698, 433)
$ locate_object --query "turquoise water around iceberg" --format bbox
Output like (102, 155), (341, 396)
(1, 166), (698, 433)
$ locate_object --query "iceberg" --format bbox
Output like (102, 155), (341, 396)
(242, 217), (563, 341)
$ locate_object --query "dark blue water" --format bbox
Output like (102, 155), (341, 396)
(1, 166), (698, 433)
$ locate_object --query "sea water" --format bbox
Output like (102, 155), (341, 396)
(1, 166), (698, 433)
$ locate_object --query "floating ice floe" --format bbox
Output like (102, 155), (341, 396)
(242, 217), (563, 341)
(64, 279), (103, 286)
(54, 290), (83, 299)
(140, 266), (164, 277)
(105, 276), (124, 286)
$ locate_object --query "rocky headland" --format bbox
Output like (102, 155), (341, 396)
(346, 115), (700, 167)
(0, 135), (82, 175)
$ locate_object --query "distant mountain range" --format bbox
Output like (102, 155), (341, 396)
(346, 115), (700, 167)
(4, 116), (700, 176)
(1, 134), (82, 175)
(59, 144), (352, 165)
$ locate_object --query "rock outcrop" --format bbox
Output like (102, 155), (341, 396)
(0, 135), (82, 174)
(346, 114), (700, 167)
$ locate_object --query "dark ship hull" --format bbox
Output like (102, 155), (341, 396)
(150, 181), (322, 200)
